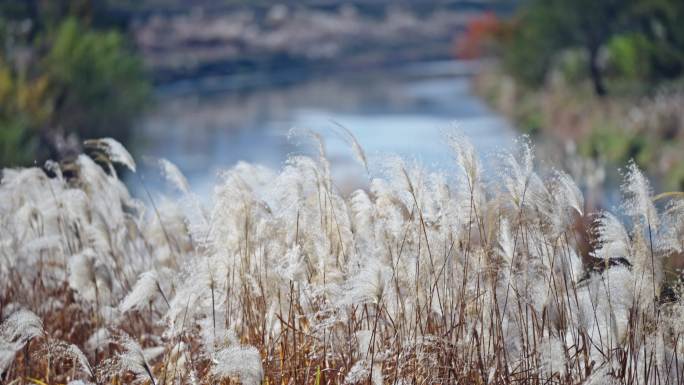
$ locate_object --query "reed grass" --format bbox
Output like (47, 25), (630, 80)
(1, 135), (683, 385)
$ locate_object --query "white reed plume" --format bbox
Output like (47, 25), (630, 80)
(344, 360), (383, 385)
(657, 199), (684, 253)
(44, 339), (94, 380)
(0, 309), (43, 373)
(84, 137), (137, 172)
(331, 121), (368, 173)
(537, 336), (567, 379)
(119, 270), (169, 313)
(342, 258), (393, 306)
(275, 245), (307, 282)
(575, 265), (633, 348)
(592, 212), (631, 261)
(498, 219), (515, 265)
(157, 158), (190, 194)
(118, 334), (157, 385)
(211, 345), (263, 385)
(553, 170), (584, 216)
(499, 136), (538, 208)
(68, 249), (112, 303)
(448, 132), (481, 192)
(621, 160), (658, 230)
(289, 128), (332, 191)
(67, 343), (94, 379)
(85, 328), (110, 354)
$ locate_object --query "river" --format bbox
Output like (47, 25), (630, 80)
(132, 61), (516, 197)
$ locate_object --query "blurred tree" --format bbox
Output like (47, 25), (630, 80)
(46, 18), (149, 143)
(502, 0), (629, 95)
(0, 59), (52, 165)
(628, 0), (684, 80)
(606, 34), (651, 81)
(500, 0), (684, 96)
(0, 1), (149, 166)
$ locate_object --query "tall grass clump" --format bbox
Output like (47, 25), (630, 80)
(1, 134), (683, 384)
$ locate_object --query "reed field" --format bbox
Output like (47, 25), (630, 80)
(1, 133), (683, 385)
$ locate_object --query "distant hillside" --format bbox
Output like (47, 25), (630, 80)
(121, 1), (514, 84)
(117, 0), (515, 14)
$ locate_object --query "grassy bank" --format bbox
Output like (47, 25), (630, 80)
(473, 67), (684, 191)
(1, 136), (684, 384)
(465, 0), (684, 192)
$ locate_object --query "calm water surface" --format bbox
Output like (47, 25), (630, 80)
(133, 62), (516, 197)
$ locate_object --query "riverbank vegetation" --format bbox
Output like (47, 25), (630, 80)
(472, 0), (684, 190)
(1, 136), (683, 384)
(0, 1), (149, 167)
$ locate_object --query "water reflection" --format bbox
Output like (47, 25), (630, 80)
(133, 62), (516, 197)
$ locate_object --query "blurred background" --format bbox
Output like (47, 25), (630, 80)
(0, 0), (682, 203)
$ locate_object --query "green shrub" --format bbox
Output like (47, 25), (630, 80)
(0, 61), (51, 166)
(607, 34), (652, 80)
(500, 14), (557, 87)
(45, 17), (150, 142)
(0, 15), (150, 167)
(579, 124), (633, 161)
(554, 49), (589, 85)
(0, 118), (37, 166)
(513, 94), (543, 136)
